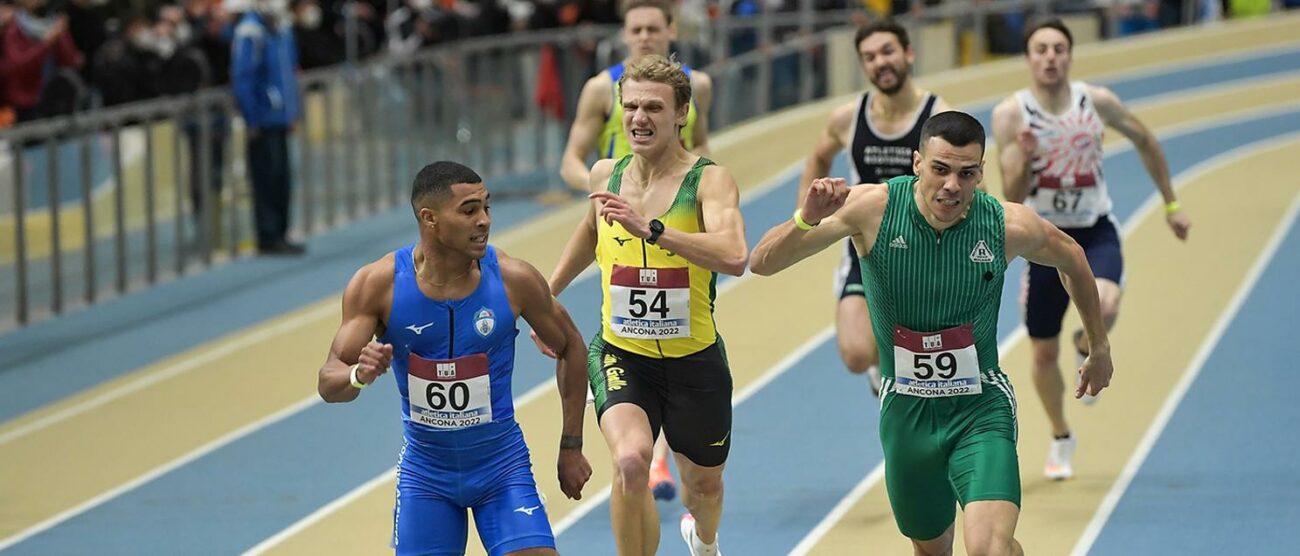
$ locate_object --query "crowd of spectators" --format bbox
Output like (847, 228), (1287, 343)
(0, 0), (1293, 127)
(0, 0), (634, 127)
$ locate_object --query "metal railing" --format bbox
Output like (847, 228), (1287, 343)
(0, 24), (617, 331)
(0, 0), (1201, 331)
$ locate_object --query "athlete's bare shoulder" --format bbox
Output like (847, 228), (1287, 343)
(578, 71), (615, 114)
(494, 248), (551, 310)
(345, 251), (396, 319)
(588, 158), (618, 194)
(991, 95), (1022, 126)
(827, 100), (858, 136)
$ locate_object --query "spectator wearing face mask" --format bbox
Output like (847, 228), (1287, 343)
(291, 0), (342, 69)
(2, 0), (84, 122)
(231, 0), (305, 255)
(384, 0), (459, 56)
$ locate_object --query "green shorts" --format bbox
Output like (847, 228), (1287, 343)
(879, 370), (1020, 541)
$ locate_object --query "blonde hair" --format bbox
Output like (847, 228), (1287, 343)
(619, 54), (692, 112)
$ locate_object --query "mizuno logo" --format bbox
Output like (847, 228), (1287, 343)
(406, 322), (435, 335)
(514, 505), (541, 516)
(708, 431), (730, 447)
(613, 237), (633, 246)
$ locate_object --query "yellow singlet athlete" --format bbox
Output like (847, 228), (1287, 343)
(537, 55), (745, 556)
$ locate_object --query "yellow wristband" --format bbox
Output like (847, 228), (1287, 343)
(793, 209), (817, 231)
(1164, 201), (1181, 214)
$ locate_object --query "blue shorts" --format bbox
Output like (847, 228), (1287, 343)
(1024, 215), (1124, 339)
(392, 419), (554, 556)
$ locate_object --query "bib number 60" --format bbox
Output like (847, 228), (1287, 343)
(913, 353), (957, 380)
(426, 382), (470, 411)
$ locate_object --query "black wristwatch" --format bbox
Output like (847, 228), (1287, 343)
(646, 219), (665, 245)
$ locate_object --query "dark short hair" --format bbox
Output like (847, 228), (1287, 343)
(621, 0), (673, 26)
(1023, 17), (1073, 54)
(854, 19), (910, 51)
(411, 161), (482, 212)
(919, 112), (986, 154)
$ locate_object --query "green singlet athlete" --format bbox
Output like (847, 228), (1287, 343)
(750, 111), (1114, 555)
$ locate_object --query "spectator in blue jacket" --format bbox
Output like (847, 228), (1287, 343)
(232, 0), (304, 255)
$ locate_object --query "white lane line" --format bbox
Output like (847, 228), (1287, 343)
(1070, 156), (1300, 556)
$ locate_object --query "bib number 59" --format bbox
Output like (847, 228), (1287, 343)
(426, 382), (470, 411)
(913, 353), (957, 380)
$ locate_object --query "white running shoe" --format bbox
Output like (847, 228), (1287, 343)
(680, 513), (721, 556)
(1044, 434), (1077, 480)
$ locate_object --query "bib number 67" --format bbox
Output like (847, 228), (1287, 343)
(913, 353), (957, 380)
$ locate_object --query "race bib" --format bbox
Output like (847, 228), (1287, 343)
(407, 352), (491, 429)
(609, 265), (690, 339)
(892, 324), (982, 398)
(1031, 173), (1103, 228)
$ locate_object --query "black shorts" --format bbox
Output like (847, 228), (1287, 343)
(587, 336), (733, 467)
(1023, 215), (1124, 339)
(834, 239), (866, 299)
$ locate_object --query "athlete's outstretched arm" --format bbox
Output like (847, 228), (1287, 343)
(992, 98), (1034, 203)
(796, 103), (853, 206)
(506, 256), (593, 500)
(590, 165), (749, 276)
(1091, 85), (1190, 241)
(752, 178), (879, 276)
(318, 259), (393, 403)
(1005, 202), (1114, 397)
(548, 159), (613, 298)
(560, 76), (612, 192)
(689, 71), (713, 156)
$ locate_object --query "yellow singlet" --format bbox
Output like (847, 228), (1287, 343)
(596, 155), (718, 358)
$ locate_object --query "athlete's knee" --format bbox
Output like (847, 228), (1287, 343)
(612, 449), (651, 492)
(911, 541), (953, 556)
(1030, 341), (1060, 370)
(682, 470), (724, 502)
(964, 528), (1017, 556)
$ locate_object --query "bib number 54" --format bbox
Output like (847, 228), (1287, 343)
(628, 289), (670, 319)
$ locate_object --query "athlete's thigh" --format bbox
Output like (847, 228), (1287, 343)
(588, 337), (665, 435)
(473, 478), (556, 556)
(949, 388), (1020, 508)
(879, 395), (957, 541)
(836, 295), (876, 355)
(1082, 217), (1124, 285)
(1023, 262), (1071, 339)
(393, 491), (469, 556)
(832, 238), (864, 299)
(661, 342), (733, 467)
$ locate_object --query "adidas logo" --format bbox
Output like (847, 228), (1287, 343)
(889, 235), (908, 249)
